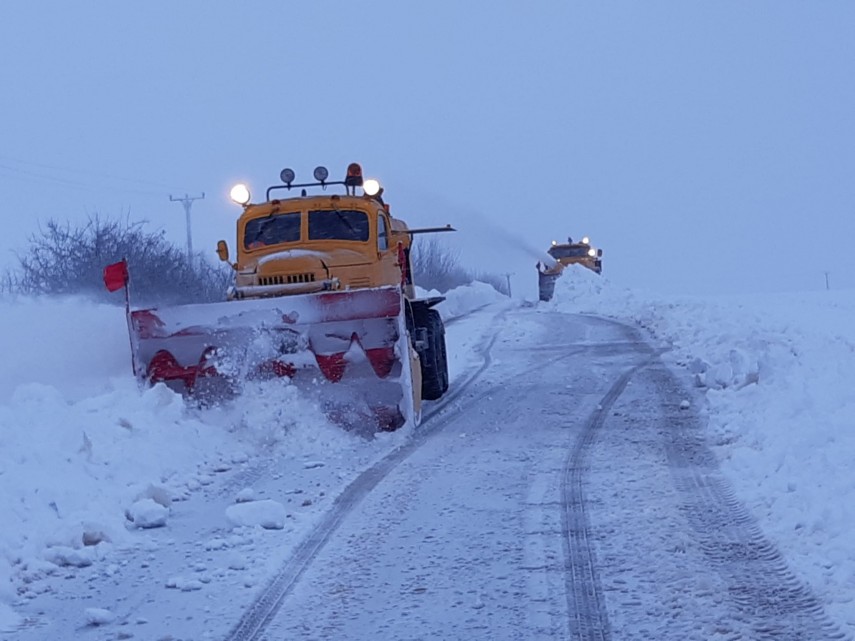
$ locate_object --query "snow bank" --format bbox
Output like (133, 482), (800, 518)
(416, 280), (508, 320)
(0, 296), (130, 403)
(0, 378), (245, 592)
(434, 281), (508, 319)
(0, 295), (342, 614)
(0, 282), (503, 617)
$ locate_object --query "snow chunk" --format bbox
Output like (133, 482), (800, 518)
(136, 484), (172, 508)
(227, 553), (248, 570)
(165, 576), (204, 591)
(84, 607), (115, 626)
(125, 498), (169, 529)
(81, 526), (109, 547)
(44, 545), (95, 568)
(234, 488), (255, 503)
(204, 537), (228, 551)
(225, 499), (287, 530)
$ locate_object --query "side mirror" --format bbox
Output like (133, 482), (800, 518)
(597, 249), (603, 257)
(217, 240), (230, 263)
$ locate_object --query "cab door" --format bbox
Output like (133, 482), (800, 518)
(377, 211), (403, 285)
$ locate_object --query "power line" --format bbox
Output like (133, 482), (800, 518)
(0, 153), (190, 195)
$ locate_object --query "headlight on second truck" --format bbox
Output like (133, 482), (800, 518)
(587, 248), (597, 257)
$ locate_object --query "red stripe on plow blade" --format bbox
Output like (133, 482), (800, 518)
(365, 346), (397, 378)
(148, 349), (217, 389)
(311, 338), (398, 382)
(314, 352), (347, 382)
(132, 310), (167, 339)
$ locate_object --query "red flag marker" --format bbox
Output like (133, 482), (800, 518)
(103, 260), (128, 292)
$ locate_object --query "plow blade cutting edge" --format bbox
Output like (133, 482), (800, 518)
(127, 286), (418, 431)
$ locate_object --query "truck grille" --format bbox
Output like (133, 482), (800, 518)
(348, 277), (371, 288)
(259, 273), (316, 286)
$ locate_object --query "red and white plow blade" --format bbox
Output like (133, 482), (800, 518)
(127, 287), (416, 430)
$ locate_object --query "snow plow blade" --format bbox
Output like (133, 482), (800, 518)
(127, 287), (418, 431)
(538, 271), (559, 302)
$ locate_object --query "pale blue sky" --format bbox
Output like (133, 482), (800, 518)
(1, 2), (853, 297)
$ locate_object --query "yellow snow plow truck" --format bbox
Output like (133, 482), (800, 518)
(537, 236), (603, 302)
(113, 163), (454, 431)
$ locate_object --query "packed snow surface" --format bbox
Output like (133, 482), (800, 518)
(1, 272), (855, 634)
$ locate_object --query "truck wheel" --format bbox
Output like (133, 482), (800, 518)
(417, 309), (447, 401)
(434, 311), (449, 394)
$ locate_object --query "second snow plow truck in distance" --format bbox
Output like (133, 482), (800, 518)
(117, 163), (455, 431)
(536, 236), (603, 302)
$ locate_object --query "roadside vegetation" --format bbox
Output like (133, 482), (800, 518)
(0, 215), (231, 305)
(410, 236), (508, 296)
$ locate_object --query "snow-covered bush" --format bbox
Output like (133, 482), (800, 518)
(8, 215), (231, 305)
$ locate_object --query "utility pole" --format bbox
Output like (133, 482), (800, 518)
(169, 192), (205, 261)
(505, 273), (513, 298)
(824, 270), (831, 291)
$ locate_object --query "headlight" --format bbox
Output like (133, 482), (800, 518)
(229, 183), (251, 206)
(363, 179), (381, 196)
(587, 248), (597, 257)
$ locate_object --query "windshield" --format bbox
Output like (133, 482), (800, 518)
(244, 212), (300, 249)
(548, 246), (590, 259)
(308, 210), (370, 242)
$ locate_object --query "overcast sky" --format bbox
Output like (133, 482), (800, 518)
(2, 2), (853, 297)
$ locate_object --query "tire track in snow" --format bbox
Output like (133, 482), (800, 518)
(561, 348), (662, 641)
(651, 363), (851, 641)
(226, 310), (652, 641)
(222, 319), (507, 641)
(222, 309), (604, 641)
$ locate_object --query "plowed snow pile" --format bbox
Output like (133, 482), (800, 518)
(0, 285), (507, 630)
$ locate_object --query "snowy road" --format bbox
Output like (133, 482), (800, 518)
(9, 306), (849, 640)
(240, 310), (846, 640)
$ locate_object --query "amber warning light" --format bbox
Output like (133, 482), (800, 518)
(345, 163), (364, 187)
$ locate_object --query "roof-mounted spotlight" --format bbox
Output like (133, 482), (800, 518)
(582, 236), (590, 244)
(229, 183), (251, 206)
(551, 240), (557, 246)
(280, 168), (296, 186)
(313, 166), (329, 183)
(363, 178), (381, 196)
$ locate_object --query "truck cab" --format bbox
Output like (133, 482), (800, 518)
(546, 237), (603, 274)
(218, 164), (419, 301)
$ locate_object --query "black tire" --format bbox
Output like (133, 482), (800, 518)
(429, 308), (449, 395)
(437, 318), (449, 394)
(415, 308), (448, 401)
